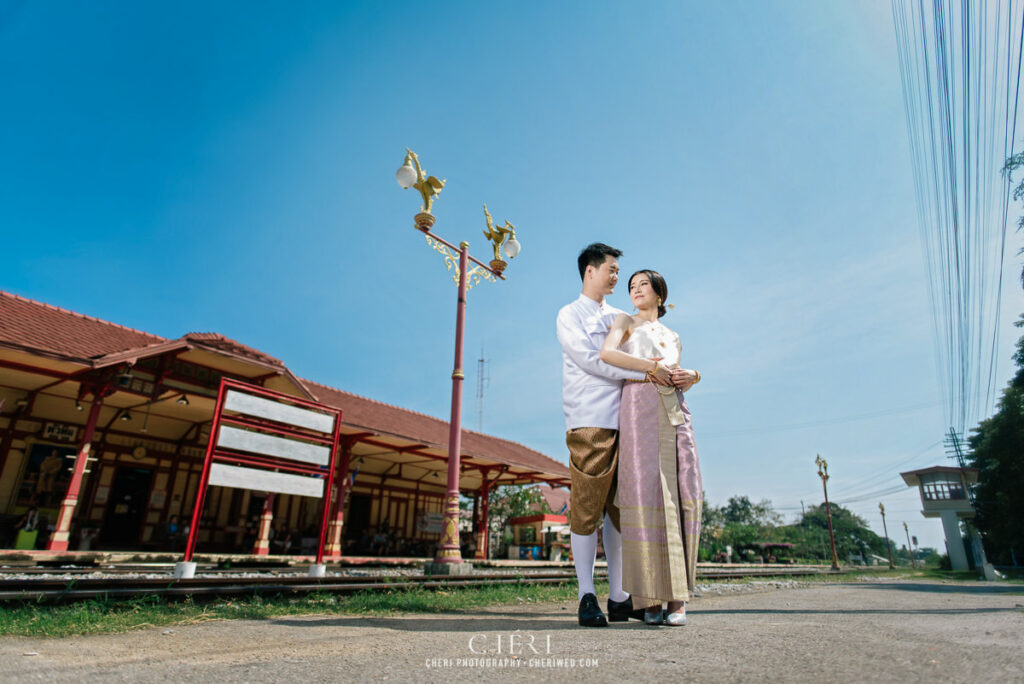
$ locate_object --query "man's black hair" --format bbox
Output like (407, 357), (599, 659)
(577, 243), (623, 281)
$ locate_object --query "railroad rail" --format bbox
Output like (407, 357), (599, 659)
(0, 565), (846, 604)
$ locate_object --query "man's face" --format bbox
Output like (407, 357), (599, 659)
(588, 255), (620, 296)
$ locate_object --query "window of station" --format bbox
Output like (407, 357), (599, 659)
(921, 474), (966, 501)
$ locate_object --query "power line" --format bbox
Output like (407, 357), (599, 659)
(891, 0), (1022, 434)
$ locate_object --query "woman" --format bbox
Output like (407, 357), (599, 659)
(600, 269), (702, 626)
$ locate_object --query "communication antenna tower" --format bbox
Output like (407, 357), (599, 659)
(476, 344), (490, 431)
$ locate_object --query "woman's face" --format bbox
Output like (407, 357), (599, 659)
(629, 274), (657, 309)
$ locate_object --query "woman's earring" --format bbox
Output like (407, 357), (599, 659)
(657, 297), (663, 306)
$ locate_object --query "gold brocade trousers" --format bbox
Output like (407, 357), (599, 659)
(566, 427), (620, 535)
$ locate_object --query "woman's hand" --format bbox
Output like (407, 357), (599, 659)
(669, 367), (700, 391)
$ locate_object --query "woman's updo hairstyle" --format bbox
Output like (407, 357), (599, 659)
(628, 269), (668, 318)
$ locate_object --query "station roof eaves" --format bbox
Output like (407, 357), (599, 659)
(0, 290), (568, 481)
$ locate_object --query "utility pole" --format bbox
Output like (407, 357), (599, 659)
(903, 521), (916, 569)
(815, 454), (840, 571)
(879, 502), (895, 569)
(944, 428), (975, 506)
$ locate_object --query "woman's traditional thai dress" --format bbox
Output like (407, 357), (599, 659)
(616, 320), (702, 608)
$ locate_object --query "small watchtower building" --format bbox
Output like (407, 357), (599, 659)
(900, 466), (980, 571)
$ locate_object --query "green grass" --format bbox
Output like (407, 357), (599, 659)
(0, 580), (587, 639)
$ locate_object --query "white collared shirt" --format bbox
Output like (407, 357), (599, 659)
(557, 294), (646, 431)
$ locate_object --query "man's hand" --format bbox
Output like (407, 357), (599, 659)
(649, 362), (673, 387)
(669, 367), (699, 391)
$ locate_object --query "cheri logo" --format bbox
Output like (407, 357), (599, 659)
(468, 631), (552, 655)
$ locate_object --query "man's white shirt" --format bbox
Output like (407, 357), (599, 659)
(557, 294), (646, 431)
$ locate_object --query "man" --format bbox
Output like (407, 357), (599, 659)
(556, 243), (690, 627)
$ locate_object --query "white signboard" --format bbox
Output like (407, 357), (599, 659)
(208, 463), (325, 498)
(416, 511), (444, 534)
(43, 422), (79, 443)
(224, 390), (335, 433)
(217, 426), (329, 466)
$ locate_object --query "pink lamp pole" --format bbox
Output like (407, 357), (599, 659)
(396, 149), (520, 566)
(435, 243), (470, 563)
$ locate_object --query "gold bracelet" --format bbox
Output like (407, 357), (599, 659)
(694, 370), (701, 383)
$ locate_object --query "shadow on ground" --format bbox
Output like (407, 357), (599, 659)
(833, 581), (1024, 595)
(270, 615), (601, 632)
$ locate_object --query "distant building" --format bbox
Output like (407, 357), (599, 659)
(900, 466), (985, 572)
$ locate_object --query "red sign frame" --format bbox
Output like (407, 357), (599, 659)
(182, 378), (342, 564)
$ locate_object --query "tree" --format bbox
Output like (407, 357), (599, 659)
(715, 496), (784, 560)
(699, 495), (725, 560)
(487, 485), (549, 555)
(721, 495), (783, 527)
(799, 503), (893, 562)
(1002, 153), (1024, 286)
(966, 316), (1024, 564)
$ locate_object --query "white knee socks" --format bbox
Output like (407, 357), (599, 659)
(602, 511), (629, 603)
(571, 531), (597, 599)
(571, 514), (630, 602)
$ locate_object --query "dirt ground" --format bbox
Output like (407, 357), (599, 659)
(1, 579), (1021, 683)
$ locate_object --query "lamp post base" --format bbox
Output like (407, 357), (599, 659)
(424, 561), (475, 576)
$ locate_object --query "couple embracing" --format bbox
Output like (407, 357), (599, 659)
(556, 243), (703, 628)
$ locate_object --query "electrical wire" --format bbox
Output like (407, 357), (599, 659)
(891, 0), (1022, 435)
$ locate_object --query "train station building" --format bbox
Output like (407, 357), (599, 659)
(0, 291), (569, 559)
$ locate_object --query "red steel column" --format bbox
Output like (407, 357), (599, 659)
(47, 395), (105, 551)
(253, 493), (275, 555)
(325, 440), (353, 559)
(314, 403), (343, 565)
(183, 381), (230, 562)
(474, 474), (492, 560)
(434, 243), (469, 564)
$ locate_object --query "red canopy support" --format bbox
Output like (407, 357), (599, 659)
(47, 386), (108, 551)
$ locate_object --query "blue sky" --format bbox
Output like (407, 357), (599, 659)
(2, 1), (1021, 552)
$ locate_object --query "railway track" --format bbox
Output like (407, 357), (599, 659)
(0, 565), (844, 604)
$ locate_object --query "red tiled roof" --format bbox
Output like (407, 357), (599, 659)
(185, 333), (285, 369)
(304, 379), (569, 479)
(0, 292), (287, 372)
(0, 290), (567, 480)
(0, 291), (166, 362)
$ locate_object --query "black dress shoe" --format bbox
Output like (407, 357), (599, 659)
(577, 593), (608, 627)
(607, 595), (645, 622)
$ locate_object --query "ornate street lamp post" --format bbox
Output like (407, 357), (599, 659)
(395, 149), (520, 570)
(815, 454), (840, 571)
(879, 502), (895, 569)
